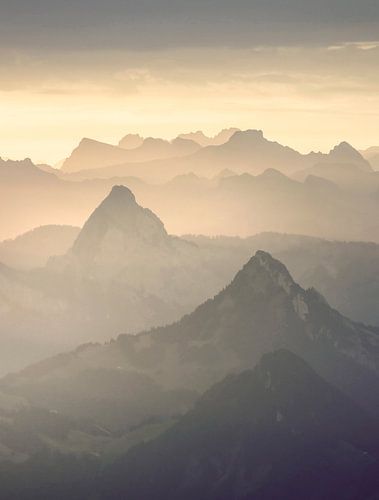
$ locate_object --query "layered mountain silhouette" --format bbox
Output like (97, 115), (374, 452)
(63, 129), (371, 181)
(0, 157), (58, 184)
(178, 127), (240, 147)
(99, 350), (379, 500)
(118, 133), (144, 150)
(0, 186), (245, 372)
(61, 136), (200, 173)
(361, 146), (379, 170)
(185, 131), (372, 177)
(0, 225), (80, 270)
(1, 351), (378, 498)
(293, 162), (379, 193)
(3, 250), (379, 428)
(187, 232), (379, 326)
(70, 185), (171, 267)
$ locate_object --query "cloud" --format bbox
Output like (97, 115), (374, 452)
(1, 0), (379, 51)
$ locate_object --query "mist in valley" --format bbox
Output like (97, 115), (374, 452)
(1, 0), (379, 498)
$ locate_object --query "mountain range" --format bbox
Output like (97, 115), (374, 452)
(1, 350), (378, 499)
(3, 249), (378, 429)
(0, 186), (248, 373)
(60, 129), (372, 182)
(61, 136), (201, 174)
(99, 350), (379, 500)
(2, 130), (379, 243)
(2, 183), (379, 374)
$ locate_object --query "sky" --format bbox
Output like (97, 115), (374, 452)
(1, 0), (379, 163)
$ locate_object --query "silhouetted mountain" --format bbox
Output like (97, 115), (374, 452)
(186, 232), (379, 326)
(328, 141), (372, 171)
(118, 133), (144, 150)
(187, 131), (372, 177)
(361, 146), (379, 170)
(0, 225), (80, 270)
(61, 138), (134, 173)
(71, 185), (169, 266)
(178, 127), (240, 146)
(65, 129), (371, 182)
(100, 350), (379, 500)
(293, 162), (379, 193)
(0, 186), (245, 373)
(3, 251), (379, 428)
(0, 157), (58, 184)
(35, 163), (60, 176)
(62, 136), (201, 173)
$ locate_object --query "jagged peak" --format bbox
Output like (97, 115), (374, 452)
(106, 184), (136, 204)
(248, 250), (296, 291)
(0, 157), (35, 168)
(330, 141), (366, 160)
(331, 141), (355, 152)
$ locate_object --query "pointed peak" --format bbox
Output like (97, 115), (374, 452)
(231, 250), (298, 297)
(329, 141), (366, 160)
(328, 142), (372, 171)
(71, 185), (167, 261)
(333, 140), (354, 150)
(107, 184), (136, 203)
(253, 250), (293, 276)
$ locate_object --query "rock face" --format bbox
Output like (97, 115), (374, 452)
(100, 350), (379, 500)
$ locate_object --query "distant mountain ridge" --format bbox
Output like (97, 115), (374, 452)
(61, 136), (201, 173)
(62, 129), (371, 181)
(0, 225), (80, 270)
(178, 127), (240, 146)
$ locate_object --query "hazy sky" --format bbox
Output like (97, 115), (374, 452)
(1, 0), (379, 163)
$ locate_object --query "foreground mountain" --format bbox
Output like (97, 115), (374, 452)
(1, 350), (377, 499)
(0, 225), (80, 270)
(3, 250), (379, 431)
(100, 350), (379, 500)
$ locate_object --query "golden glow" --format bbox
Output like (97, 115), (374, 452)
(1, 45), (379, 163)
